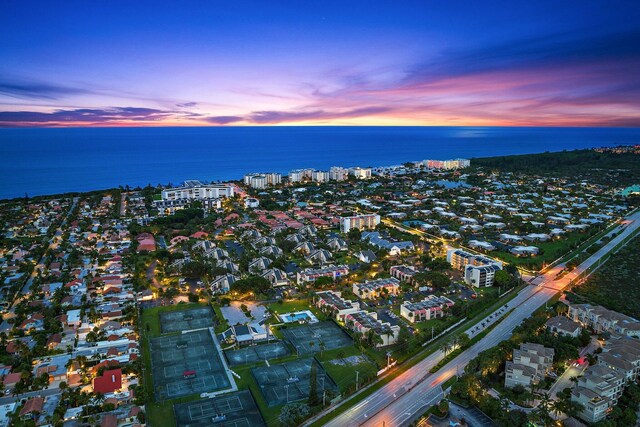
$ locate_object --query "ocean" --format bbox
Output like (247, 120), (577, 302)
(1, 126), (639, 199)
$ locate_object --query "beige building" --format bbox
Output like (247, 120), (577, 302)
(504, 343), (554, 389)
(572, 365), (625, 423)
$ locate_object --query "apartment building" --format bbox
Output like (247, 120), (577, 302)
(312, 170), (330, 183)
(400, 295), (455, 322)
(389, 265), (418, 284)
(348, 167), (372, 179)
(296, 265), (349, 283)
(572, 365), (625, 423)
(504, 342), (554, 389)
(464, 264), (501, 288)
(245, 172), (283, 187)
(447, 249), (502, 287)
(343, 311), (400, 347)
(340, 214), (381, 233)
(289, 169), (314, 182)
(568, 304), (640, 338)
(329, 166), (348, 181)
(545, 316), (582, 337)
(315, 291), (361, 321)
(160, 180), (234, 201)
(352, 277), (401, 299)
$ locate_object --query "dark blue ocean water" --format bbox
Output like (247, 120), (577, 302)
(1, 126), (639, 199)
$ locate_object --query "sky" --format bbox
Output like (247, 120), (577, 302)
(1, 1), (640, 127)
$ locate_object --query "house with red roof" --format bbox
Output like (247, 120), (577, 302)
(135, 233), (156, 252)
(3, 372), (22, 390)
(93, 368), (122, 394)
(19, 396), (43, 420)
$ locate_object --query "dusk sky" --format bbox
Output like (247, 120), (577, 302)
(1, 1), (640, 127)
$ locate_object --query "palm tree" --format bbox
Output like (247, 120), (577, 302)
(440, 341), (451, 356)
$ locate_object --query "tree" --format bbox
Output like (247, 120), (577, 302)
(494, 269), (513, 288)
(279, 403), (311, 427)
(308, 363), (320, 406)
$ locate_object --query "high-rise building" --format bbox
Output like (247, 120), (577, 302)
(349, 167), (372, 179)
(312, 170), (330, 182)
(329, 166), (349, 181)
(340, 214), (380, 233)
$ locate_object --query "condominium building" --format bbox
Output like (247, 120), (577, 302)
(348, 167), (372, 179)
(311, 170), (330, 183)
(572, 366), (625, 423)
(464, 264), (500, 288)
(343, 311), (400, 347)
(424, 158), (470, 170)
(400, 296), (455, 322)
(389, 265), (418, 284)
(447, 249), (502, 287)
(244, 172), (282, 188)
(289, 168), (314, 182)
(329, 166), (348, 181)
(340, 214), (381, 233)
(296, 265), (349, 284)
(568, 304), (640, 338)
(504, 343), (554, 389)
(352, 277), (400, 299)
(160, 180), (234, 201)
(315, 291), (361, 321)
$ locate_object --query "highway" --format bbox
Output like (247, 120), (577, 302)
(320, 209), (640, 427)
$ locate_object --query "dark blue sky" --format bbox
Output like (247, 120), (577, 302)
(1, 1), (639, 126)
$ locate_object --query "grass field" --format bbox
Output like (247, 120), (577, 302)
(569, 233), (640, 318)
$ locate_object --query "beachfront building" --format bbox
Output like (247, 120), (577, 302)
(349, 167), (372, 179)
(312, 171), (330, 183)
(329, 166), (349, 181)
(244, 173), (281, 188)
(340, 214), (381, 233)
(289, 168), (314, 183)
(160, 180), (234, 201)
(400, 295), (455, 322)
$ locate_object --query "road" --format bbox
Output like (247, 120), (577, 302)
(0, 197), (78, 332)
(319, 209), (640, 427)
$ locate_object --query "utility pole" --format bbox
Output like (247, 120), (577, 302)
(431, 326), (434, 341)
(356, 370), (360, 391)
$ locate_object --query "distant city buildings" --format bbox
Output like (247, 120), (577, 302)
(244, 173), (282, 189)
(422, 158), (471, 170)
(155, 180), (233, 215)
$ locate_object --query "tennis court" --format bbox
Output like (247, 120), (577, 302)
(224, 341), (290, 366)
(252, 358), (338, 407)
(150, 329), (231, 400)
(160, 306), (215, 333)
(174, 390), (266, 427)
(282, 321), (353, 355)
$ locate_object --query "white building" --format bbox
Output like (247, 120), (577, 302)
(160, 180), (234, 201)
(349, 167), (372, 179)
(329, 166), (349, 181)
(289, 168), (314, 182)
(312, 171), (330, 183)
(340, 214), (381, 233)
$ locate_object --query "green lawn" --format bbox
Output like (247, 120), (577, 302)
(319, 347), (378, 393)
